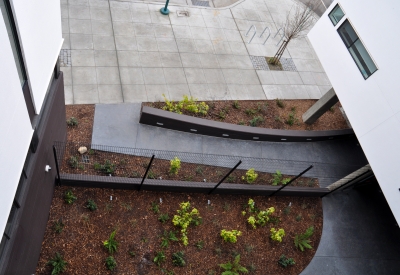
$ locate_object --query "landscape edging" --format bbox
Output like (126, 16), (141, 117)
(139, 106), (355, 142)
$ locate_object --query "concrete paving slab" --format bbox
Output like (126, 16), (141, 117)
(93, 35), (116, 50)
(72, 67), (97, 84)
(73, 84), (99, 103)
(96, 67), (121, 85)
(122, 85), (148, 102)
(160, 52), (183, 67)
(117, 51), (141, 67)
(98, 85), (123, 103)
(70, 34), (93, 50)
(94, 50), (118, 66)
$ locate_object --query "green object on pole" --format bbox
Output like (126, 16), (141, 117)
(160, 0), (170, 15)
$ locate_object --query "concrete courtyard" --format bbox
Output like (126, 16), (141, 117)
(61, 0), (332, 104)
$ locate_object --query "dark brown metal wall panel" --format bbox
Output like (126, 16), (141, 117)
(3, 73), (66, 275)
(139, 106), (355, 142)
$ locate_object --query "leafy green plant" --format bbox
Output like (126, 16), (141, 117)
(68, 156), (79, 169)
(296, 214), (302, 222)
(105, 256), (117, 271)
(154, 251), (166, 267)
(278, 255), (295, 267)
(64, 190), (77, 204)
(159, 213), (170, 223)
(160, 230), (179, 248)
(242, 168), (258, 184)
(195, 166), (203, 175)
(218, 111), (226, 120)
(215, 247), (222, 257)
(248, 263), (256, 273)
(285, 111), (298, 126)
(226, 175), (236, 183)
(103, 230), (118, 254)
(163, 94), (209, 115)
(244, 199), (275, 229)
(276, 99), (285, 108)
(283, 206), (291, 215)
(271, 170), (291, 186)
(245, 108), (257, 116)
(223, 202), (230, 211)
(172, 251), (186, 267)
(47, 252), (67, 275)
(151, 201), (160, 214)
(147, 170), (156, 179)
(219, 254), (248, 275)
(172, 202), (202, 246)
(294, 226), (314, 251)
(233, 100), (240, 109)
(66, 117), (78, 126)
(249, 116), (264, 127)
(86, 199), (97, 211)
(53, 219), (64, 234)
(270, 228), (285, 242)
(245, 245), (254, 254)
(169, 157), (181, 175)
(238, 120), (245, 125)
(94, 160), (115, 175)
(129, 251), (135, 257)
(220, 229), (242, 243)
(195, 240), (204, 250)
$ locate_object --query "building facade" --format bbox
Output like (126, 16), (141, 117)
(308, 0), (400, 223)
(0, 0), (66, 274)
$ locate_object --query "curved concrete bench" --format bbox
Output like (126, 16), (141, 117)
(139, 106), (355, 142)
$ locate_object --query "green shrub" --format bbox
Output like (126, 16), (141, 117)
(294, 226), (314, 251)
(276, 99), (285, 108)
(172, 251), (186, 267)
(103, 230), (118, 254)
(285, 111), (298, 126)
(233, 100), (240, 109)
(94, 160), (115, 175)
(278, 254), (295, 267)
(158, 213), (170, 223)
(242, 168), (258, 184)
(218, 111), (226, 120)
(271, 170), (291, 186)
(172, 202), (202, 246)
(160, 230), (179, 248)
(249, 116), (264, 127)
(219, 254), (248, 275)
(195, 240), (204, 250)
(163, 95), (209, 115)
(105, 256), (117, 271)
(68, 156), (79, 169)
(47, 252), (67, 275)
(245, 199), (275, 229)
(86, 199), (97, 211)
(66, 117), (78, 126)
(53, 219), (64, 234)
(220, 229), (242, 243)
(169, 157), (181, 175)
(151, 201), (160, 214)
(153, 251), (166, 267)
(64, 190), (77, 204)
(270, 228), (285, 242)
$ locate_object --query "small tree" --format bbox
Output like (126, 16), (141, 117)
(270, 0), (321, 65)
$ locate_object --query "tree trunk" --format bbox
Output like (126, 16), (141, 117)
(270, 39), (291, 65)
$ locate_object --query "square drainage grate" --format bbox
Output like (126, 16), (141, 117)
(82, 155), (90, 163)
(280, 57), (297, 71)
(249, 55), (270, 71)
(191, 0), (210, 7)
(59, 49), (71, 67)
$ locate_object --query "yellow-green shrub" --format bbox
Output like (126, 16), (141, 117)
(270, 228), (285, 242)
(220, 229), (242, 243)
(162, 95), (209, 116)
(172, 202), (202, 246)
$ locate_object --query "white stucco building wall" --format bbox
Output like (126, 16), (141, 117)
(308, 0), (400, 223)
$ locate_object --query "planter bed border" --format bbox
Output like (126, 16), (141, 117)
(60, 173), (329, 197)
(139, 106), (354, 142)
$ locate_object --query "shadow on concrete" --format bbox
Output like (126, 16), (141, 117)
(301, 181), (400, 275)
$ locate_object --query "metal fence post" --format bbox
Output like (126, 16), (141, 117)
(269, 165), (313, 197)
(320, 169), (372, 198)
(208, 160), (242, 195)
(53, 145), (61, 186)
(139, 155), (155, 191)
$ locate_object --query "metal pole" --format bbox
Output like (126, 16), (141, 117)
(139, 155), (155, 191)
(269, 165), (313, 197)
(320, 169), (372, 198)
(53, 145), (61, 186)
(208, 160), (242, 195)
(160, 0), (170, 15)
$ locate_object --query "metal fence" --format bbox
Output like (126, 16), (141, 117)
(53, 141), (366, 195)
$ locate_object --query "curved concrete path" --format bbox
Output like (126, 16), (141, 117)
(91, 103), (400, 274)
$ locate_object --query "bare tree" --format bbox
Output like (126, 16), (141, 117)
(270, 0), (321, 65)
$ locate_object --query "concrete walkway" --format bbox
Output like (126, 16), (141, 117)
(61, 0), (333, 104)
(91, 103), (367, 186)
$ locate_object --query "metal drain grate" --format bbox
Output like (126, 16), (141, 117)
(191, 0), (210, 7)
(59, 49), (71, 67)
(280, 57), (297, 71)
(82, 155), (90, 163)
(249, 56), (270, 71)
(177, 10), (190, 17)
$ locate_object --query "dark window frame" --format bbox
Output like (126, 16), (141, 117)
(328, 4), (345, 26)
(337, 19), (378, 80)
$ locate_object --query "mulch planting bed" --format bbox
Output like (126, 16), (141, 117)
(145, 99), (349, 131)
(35, 187), (323, 275)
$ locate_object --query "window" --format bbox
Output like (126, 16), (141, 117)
(337, 20), (377, 79)
(0, 0), (27, 86)
(329, 4), (345, 26)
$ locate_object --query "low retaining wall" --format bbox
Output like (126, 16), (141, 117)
(139, 106), (355, 142)
(60, 174), (329, 197)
